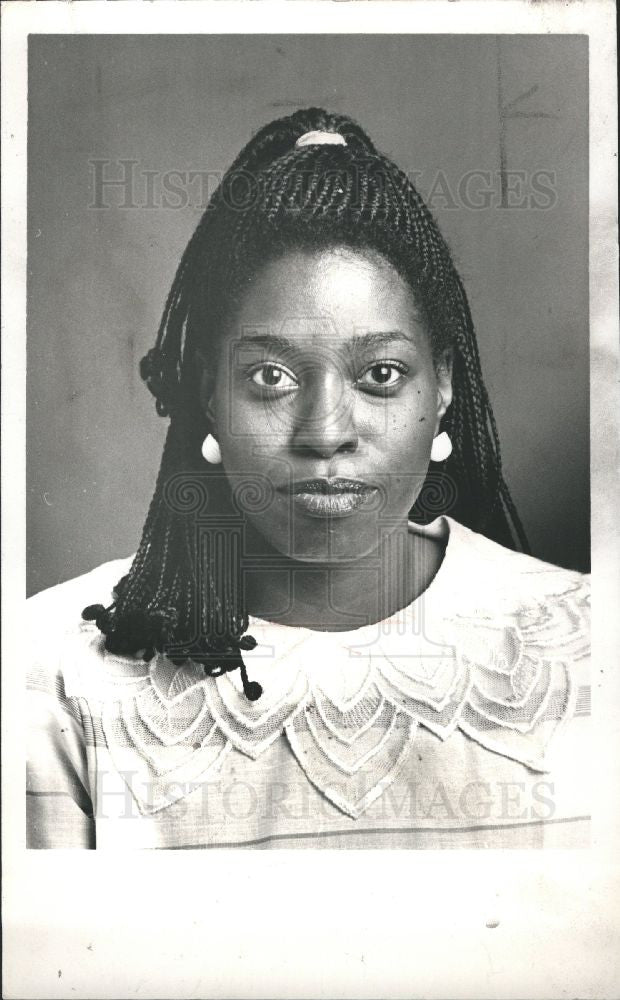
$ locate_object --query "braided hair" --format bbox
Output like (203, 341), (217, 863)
(83, 107), (529, 700)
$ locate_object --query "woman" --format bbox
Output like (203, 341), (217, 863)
(27, 108), (590, 849)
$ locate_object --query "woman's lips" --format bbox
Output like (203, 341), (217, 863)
(291, 491), (375, 516)
(277, 478), (379, 518)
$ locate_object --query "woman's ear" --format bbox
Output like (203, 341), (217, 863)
(434, 348), (453, 433)
(196, 347), (218, 431)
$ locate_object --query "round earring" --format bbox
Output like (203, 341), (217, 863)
(201, 433), (222, 465)
(430, 431), (452, 463)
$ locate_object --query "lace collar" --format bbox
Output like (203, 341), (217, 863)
(64, 517), (590, 818)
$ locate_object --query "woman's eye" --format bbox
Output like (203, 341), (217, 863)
(357, 362), (408, 389)
(248, 363), (298, 390)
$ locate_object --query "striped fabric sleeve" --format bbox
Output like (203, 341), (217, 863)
(25, 555), (138, 848)
(27, 668), (95, 849)
(26, 580), (97, 849)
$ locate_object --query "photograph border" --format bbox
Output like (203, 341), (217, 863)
(2, 2), (618, 998)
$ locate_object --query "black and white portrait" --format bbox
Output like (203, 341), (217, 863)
(25, 32), (591, 849)
(4, 3), (618, 997)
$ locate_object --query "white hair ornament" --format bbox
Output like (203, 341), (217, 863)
(295, 130), (347, 148)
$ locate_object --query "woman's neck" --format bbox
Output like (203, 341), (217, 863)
(242, 521), (445, 631)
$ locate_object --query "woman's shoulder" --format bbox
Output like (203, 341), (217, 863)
(443, 516), (589, 602)
(27, 554), (136, 630)
(26, 554), (136, 693)
(436, 517), (590, 673)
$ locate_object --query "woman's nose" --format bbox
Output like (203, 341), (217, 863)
(290, 371), (359, 458)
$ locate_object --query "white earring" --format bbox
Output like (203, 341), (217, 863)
(201, 433), (222, 465)
(430, 431), (452, 463)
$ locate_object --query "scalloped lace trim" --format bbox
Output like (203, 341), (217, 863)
(63, 575), (590, 818)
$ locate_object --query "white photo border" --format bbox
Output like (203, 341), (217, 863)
(2, 3), (618, 998)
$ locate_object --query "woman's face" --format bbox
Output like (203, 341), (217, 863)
(203, 247), (452, 562)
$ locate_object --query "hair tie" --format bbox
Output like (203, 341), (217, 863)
(295, 130), (347, 149)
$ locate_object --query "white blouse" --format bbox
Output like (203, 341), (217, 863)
(26, 516), (590, 849)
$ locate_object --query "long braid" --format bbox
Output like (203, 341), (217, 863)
(83, 107), (528, 699)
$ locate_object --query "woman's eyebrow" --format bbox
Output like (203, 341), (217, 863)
(238, 330), (415, 351)
(349, 331), (415, 350)
(239, 333), (293, 352)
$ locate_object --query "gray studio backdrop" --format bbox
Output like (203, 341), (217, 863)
(27, 34), (589, 596)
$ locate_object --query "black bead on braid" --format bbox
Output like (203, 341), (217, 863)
(83, 107), (528, 700)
